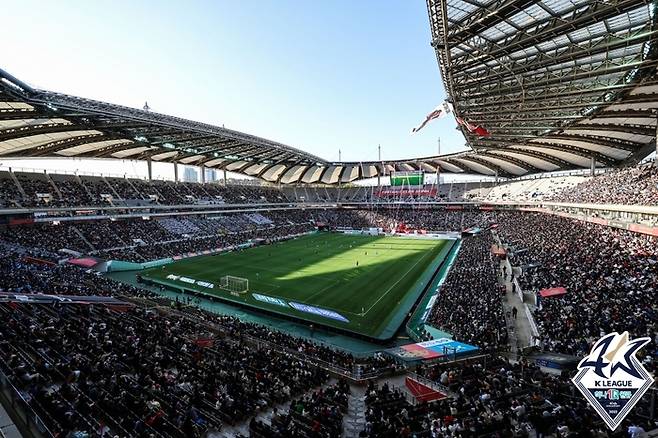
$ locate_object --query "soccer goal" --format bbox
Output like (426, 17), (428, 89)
(219, 275), (249, 296)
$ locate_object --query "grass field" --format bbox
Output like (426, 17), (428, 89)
(142, 233), (452, 339)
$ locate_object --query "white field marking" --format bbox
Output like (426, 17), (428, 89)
(303, 280), (340, 302)
(361, 247), (436, 316)
(255, 284), (281, 295)
(268, 286), (363, 317)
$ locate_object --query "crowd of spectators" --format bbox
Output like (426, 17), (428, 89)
(250, 380), (350, 437)
(4, 163), (658, 209)
(0, 253), (398, 380)
(0, 170), (291, 208)
(497, 212), (658, 357)
(0, 211), (315, 262)
(0, 252), (147, 297)
(1, 202), (657, 435)
(425, 230), (505, 348)
(314, 208), (472, 233)
(361, 356), (655, 437)
(548, 164), (658, 205)
(191, 311), (397, 376)
(0, 302), (332, 437)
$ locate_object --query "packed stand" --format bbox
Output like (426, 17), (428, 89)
(497, 212), (658, 356)
(0, 170), (294, 208)
(425, 230), (505, 348)
(380, 356), (657, 438)
(548, 164), (658, 205)
(0, 302), (330, 437)
(250, 380), (349, 437)
(0, 250), (397, 379)
(0, 252), (149, 297)
(0, 211), (315, 262)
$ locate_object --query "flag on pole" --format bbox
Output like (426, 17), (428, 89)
(456, 117), (491, 137)
(411, 102), (451, 134)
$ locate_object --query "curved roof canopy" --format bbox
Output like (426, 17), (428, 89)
(2, 0), (658, 185)
(426, 0), (658, 176)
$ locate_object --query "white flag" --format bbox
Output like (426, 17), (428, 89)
(411, 102), (451, 134)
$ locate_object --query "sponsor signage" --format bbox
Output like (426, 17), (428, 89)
(376, 188), (437, 197)
(289, 302), (350, 323)
(166, 274), (214, 289)
(390, 171), (424, 186)
(386, 338), (479, 361)
(252, 293), (288, 308)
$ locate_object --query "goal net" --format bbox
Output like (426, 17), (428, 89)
(219, 275), (249, 296)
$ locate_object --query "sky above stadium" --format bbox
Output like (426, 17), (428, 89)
(2, 0), (467, 165)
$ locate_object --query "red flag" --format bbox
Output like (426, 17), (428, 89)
(473, 126), (491, 137)
(456, 117), (490, 137)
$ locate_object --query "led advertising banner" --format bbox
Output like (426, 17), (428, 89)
(390, 171), (424, 186)
(386, 338), (479, 361)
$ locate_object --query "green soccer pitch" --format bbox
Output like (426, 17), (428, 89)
(141, 232), (454, 339)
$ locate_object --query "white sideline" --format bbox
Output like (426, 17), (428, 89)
(361, 247), (435, 316)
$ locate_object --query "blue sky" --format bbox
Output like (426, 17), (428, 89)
(2, 0), (467, 163)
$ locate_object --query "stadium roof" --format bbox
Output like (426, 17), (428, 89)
(426, 0), (658, 175)
(1, 1), (658, 184)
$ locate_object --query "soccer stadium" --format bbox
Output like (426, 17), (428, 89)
(0, 1), (657, 437)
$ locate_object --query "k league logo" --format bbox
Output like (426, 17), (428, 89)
(572, 332), (654, 431)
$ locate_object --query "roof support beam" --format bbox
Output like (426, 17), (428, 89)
(506, 142), (618, 166)
(477, 151), (540, 173)
(538, 133), (641, 153)
(454, 28), (655, 84)
(0, 123), (80, 142)
(86, 141), (141, 158)
(457, 60), (655, 99)
(453, 0), (646, 69)
(0, 109), (43, 120)
(448, 0), (538, 43)
(457, 156), (511, 177)
(23, 133), (109, 157)
(485, 147), (572, 168)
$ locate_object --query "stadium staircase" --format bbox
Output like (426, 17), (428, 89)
(101, 175), (123, 203)
(219, 379), (343, 438)
(44, 173), (64, 201)
(71, 225), (96, 251)
(342, 385), (367, 437)
(7, 170), (26, 201)
(75, 174), (98, 205)
(125, 177), (146, 200)
(492, 231), (535, 352)
(0, 397), (23, 438)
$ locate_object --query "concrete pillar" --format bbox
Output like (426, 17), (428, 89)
(173, 161), (178, 182)
(200, 164), (206, 184)
(590, 155), (596, 176)
(223, 169), (227, 185)
(147, 158), (152, 181)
